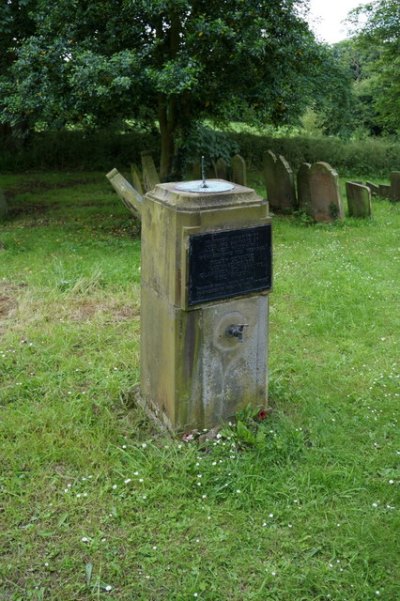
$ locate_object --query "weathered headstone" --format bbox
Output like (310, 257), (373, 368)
(346, 182), (372, 218)
(107, 169), (143, 219)
(0, 188), (7, 220)
(275, 155), (297, 214)
(130, 164), (144, 195)
(215, 157), (228, 180)
(378, 184), (391, 199)
(366, 182), (380, 197)
(231, 154), (247, 186)
(141, 152), (160, 192)
(390, 172), (400, 202)
(297, 163), (312, 214)
(263, 150), (279, 211)
(309, 162), (344, 222)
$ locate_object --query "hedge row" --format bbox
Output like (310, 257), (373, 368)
(1, 129), (399, 176)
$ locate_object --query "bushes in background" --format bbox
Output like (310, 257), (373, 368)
(0, 128), (399, 176)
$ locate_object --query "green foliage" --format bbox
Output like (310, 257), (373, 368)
(0, 0), (332, 175)
(175, 123), (239, 174)
(350, 0), (400, 133)
(1, 170), (400, 599)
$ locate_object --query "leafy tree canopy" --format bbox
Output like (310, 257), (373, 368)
(1, 0), (338, 176)
(349, 0), (400, 133)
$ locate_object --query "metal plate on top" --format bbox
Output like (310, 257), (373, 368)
(175, 180), (235, 193)
(188, 225), (272, 306)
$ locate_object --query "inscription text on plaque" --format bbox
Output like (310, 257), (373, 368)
(188, 225), (272, 305)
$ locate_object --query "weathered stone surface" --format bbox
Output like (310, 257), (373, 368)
(215, 157), (228, 180)
(297, 163), (312, 214)
(390, 172), (400, 202)
(263, 150), (297, 213)
(106, 168), (143, 219)
(140, 181), (271, 430)
(309, 162), (344, 222)
(141, 151), (160, 192)
(275, 155), (297, 214)
(231, 154), (247, 186)
(263, 150), (278, 211)
(0, 188), (8, 220)
(346, 181), (372, 218)
(366, 181), (380, 197)
(378, 184), (391, 199)
(130, 164), (144, 195)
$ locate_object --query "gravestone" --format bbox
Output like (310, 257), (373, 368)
(263, 150), (279, 211)
(141, 152), (160, 192)
(231, 154), (247, 186)
(215, 158), (228, 180)
(366, 182), (380, 197)
(275, 155), (297, 214)
(0, 188), (7, 220)
(390, 172), (400, 202)
(378, 184), (391, 199)
(346, 182), (372, 218)
(309, 162), (344, 222)
(297, 163), (312, 214)
(130, 164), (144, 195)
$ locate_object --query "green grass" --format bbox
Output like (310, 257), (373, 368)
(1, 172), (399, 600)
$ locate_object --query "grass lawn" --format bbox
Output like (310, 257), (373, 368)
(0, 171), (399, 600)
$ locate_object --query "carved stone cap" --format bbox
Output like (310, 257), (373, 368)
(146, 179), (264, 211)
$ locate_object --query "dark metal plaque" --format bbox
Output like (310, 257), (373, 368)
(188, 225), (272, 306)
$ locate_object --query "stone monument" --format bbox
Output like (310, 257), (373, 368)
(346, 182), (372, 218)
(107, 169), (272, 431)
(297, 163), (312, 215)
(309, 162), (344, 222)
(390, 172), (400, 202)
(141, 152), (160, 192)
(231, 154), (247, 186)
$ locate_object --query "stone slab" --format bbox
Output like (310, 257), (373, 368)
(231, 154), (247, 186)
(365, 181), (380, 197)
(263, 150), (279, 211)
(309, 162), (343, 222)
(346, 181), (372, 218)
(215, 158), (228, 180)
(378, 184), (391, 199)
(141, 152), (160, 192)
(390, 172), (400, 202)
(275, 155), (297, 214)
(130, 164), (144, 195)
(297, 162), (312, 214)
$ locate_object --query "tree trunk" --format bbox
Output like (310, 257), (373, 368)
(158, 96), (176, 181)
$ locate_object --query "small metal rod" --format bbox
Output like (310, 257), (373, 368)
(201, 156), (209, 189)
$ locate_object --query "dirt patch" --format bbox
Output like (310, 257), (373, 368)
(68, 299), (139, 323)
(0, 282), (25, 335)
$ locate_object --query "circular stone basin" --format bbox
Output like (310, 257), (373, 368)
(175, 180), (235, 193)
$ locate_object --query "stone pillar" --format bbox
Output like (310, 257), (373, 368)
(140, 181), (272, 430)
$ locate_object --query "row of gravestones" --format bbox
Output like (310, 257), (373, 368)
(130, 149), (398, 222)
(363, 172), (400, 202)
(264, 150), (375, 221)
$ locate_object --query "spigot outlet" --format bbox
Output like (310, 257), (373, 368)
(226, 324), (249, 342)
